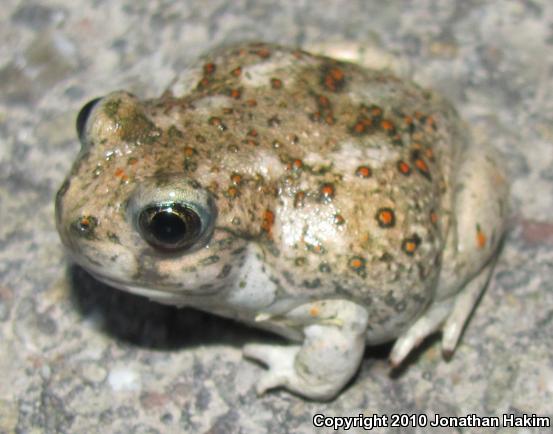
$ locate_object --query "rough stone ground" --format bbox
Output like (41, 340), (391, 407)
(1, 1), (552, 433)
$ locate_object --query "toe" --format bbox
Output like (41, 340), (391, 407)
(256, 372), (289, 395)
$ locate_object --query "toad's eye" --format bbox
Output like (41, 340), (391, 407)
(137, 203), (203, 252)
(76, 97), (101, 143)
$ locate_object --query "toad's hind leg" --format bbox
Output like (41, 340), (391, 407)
(440, 258), (498, 354)
(243, 300), (368, 401)
(390, 260), (496, 366)
(390, 141), (508, 366)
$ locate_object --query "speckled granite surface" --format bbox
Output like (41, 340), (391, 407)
(1, 1), (552, 433)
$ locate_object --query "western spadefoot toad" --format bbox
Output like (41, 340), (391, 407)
(55, 42), (508, 400)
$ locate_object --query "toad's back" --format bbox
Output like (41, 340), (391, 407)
(159, 43), (463, 305)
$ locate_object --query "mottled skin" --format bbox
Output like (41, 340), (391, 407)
(56, 42), (508, 400)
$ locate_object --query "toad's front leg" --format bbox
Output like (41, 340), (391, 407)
(243, 300), (368, 401)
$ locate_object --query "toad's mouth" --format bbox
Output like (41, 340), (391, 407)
(64, 244), (227, 300)
(91, 272), (227, 303)
(68, 254), (226, 303)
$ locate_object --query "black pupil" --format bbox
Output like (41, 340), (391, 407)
(139, 203), (201, 251)
(149, 209), (188, 245)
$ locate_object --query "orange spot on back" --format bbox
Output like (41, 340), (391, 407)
(294, 191), (306, 208)
(376, 208), (396, 228)
(208, 117), (227, 131)
(404, 241), (417, 253)
(415, 158), (429, 173)
(323, 67), (346, 92)
(311, 244), (323, 254)
(398, 161), (411, 175)
(477, 226), (487, 248)
(203, 63), (216, 75)
(243, 138), (258, 147)
(355, 166), (371, 178)
(230, 173), (242, 184)
(370, 106), (383, 117)
(310, 111), (322, 122)
(226, 186), (239, 198)
(329, 67), (344, 80)
(401, 234), (422, 256)
(309, 306), (320, 317)
(352, 116), (373, 135)
(318, 95), (330, 107)
(324, 76), (335, 91)
(334, 214), (345, 225)
(270, 78), (283, 89)
(229, 88), (241, 99)
(380, 119), (394, 131)
(254, 47), (271, 58)
(425, 115), (436, 130)
(348, 256), (366, 273)
(353, 122), (366, 134)
(261, 209), (275, 233)
(320, 183), (335, 200)
(380, 211), (393, 225)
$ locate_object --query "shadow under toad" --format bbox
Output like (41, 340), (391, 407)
(67, 264), (278, 350)
(67, 264), (432, 369)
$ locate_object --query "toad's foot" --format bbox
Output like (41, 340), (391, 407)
(243, 344), (301, 395)
(244, 300), (368, 400)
